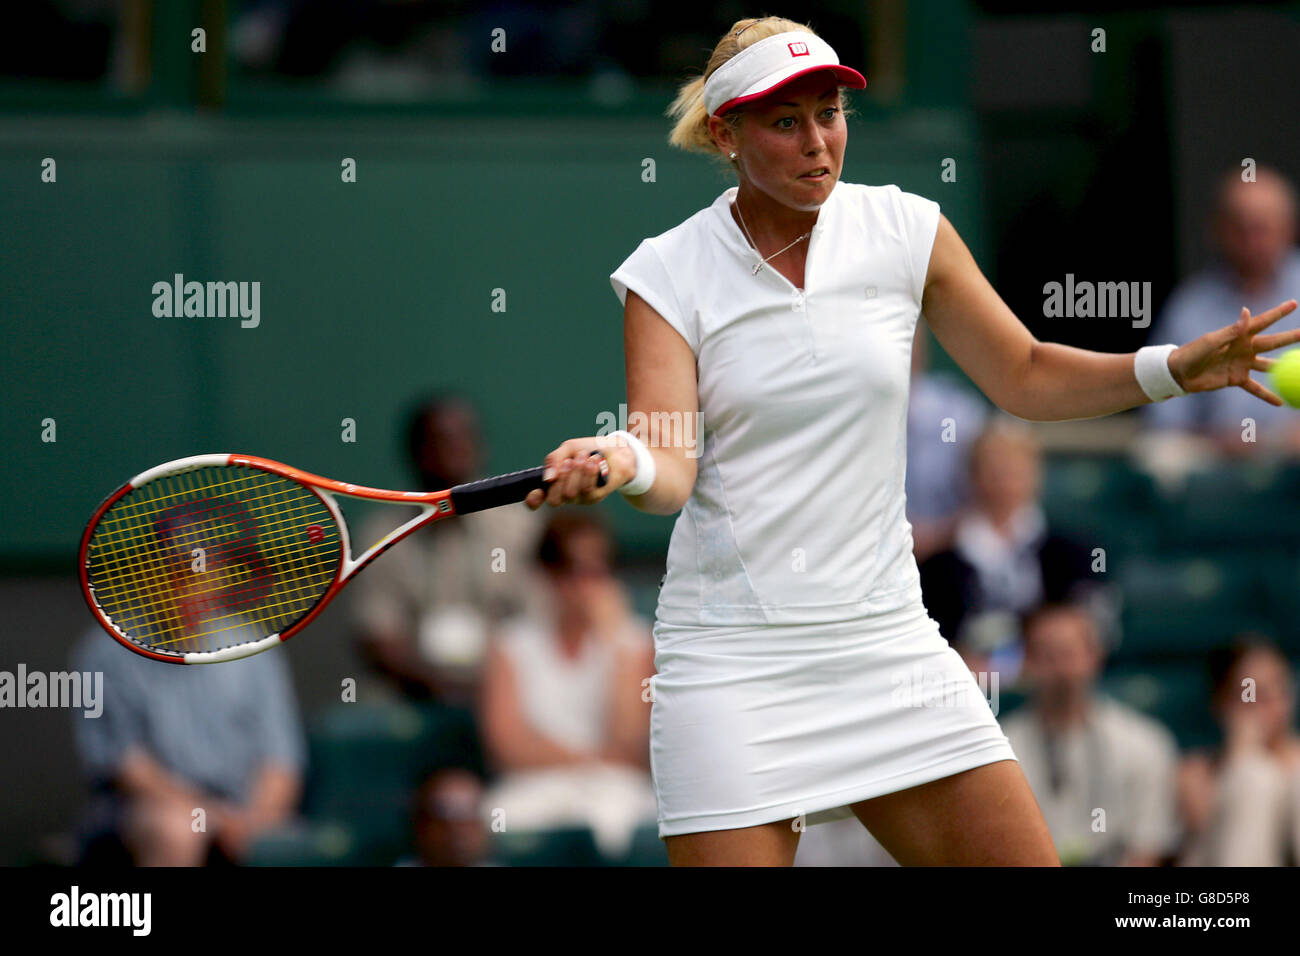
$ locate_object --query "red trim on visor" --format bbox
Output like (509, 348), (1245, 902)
(712, 64), (867, 116)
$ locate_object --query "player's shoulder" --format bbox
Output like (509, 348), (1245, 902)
(839, 180), (891, 201)
(834, 181), (939, 237)
(842, 180), (933, 208)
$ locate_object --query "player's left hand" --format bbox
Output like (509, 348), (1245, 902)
(1168, 298), (1299, 403)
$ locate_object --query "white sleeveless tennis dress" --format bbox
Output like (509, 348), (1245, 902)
(609, 180), (1018, 837)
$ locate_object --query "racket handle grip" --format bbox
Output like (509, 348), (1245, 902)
(449, 451), (608, 514)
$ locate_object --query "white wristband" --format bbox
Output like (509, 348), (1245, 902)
(1134, 344), (1187, 402)
(609, 430), (656, 497)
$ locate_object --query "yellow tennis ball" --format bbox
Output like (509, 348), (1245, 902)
(1271, 348), (1300, 407)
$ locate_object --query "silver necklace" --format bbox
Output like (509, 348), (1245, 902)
(733, 198), (811, 276)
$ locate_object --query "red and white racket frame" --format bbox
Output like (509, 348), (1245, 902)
(79, 453), (457, 664)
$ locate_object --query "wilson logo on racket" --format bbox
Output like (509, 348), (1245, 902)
(79, 451), (605, 664)
(153, 496), (276, 630)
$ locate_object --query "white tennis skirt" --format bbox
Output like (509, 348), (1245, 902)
(649, 598), (1018, 837)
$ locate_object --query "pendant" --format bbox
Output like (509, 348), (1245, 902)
(751, 262), (763, 275)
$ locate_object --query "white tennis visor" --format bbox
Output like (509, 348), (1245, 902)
(703, 31), (867, 117)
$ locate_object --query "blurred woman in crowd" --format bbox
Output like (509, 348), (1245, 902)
(1177, 635), (1300, 865)
(478, 513), (657, 860)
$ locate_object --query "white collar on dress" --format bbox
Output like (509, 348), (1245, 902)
(709, 179), (842, 258)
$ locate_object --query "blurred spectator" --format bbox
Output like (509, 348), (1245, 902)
(1000, 603), (1180, 866)
(918, 416), (1112, 678)
(1142, 166), (1300, 460)
(70, 626), (305, 866)
(396, 766), (494, 866)
(479, 512), (657, 860)
(231, 2), (862, 95)
(233, 1), (605, 97)
(349, 392), (546, 708)
(246, 0), (464, 79)
(1177, 635), (1300, 866)
(906, 322), (990, 563)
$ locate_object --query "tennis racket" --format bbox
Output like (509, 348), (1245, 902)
(79, 451), (607, 664)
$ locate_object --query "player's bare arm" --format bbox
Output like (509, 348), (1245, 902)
(922, 213), (1299, 421)
(525, 288), (699, 515)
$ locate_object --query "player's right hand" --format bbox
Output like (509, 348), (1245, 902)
(526, 436), (635, 509)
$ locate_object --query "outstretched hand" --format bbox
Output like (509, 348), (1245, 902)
(1169, 299), (1300, 404)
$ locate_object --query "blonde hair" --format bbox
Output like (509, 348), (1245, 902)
(666, 16), (858, 175)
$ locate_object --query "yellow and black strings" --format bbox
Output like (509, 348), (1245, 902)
(89, 467), (339, 650)
(86, 466), (342, 652)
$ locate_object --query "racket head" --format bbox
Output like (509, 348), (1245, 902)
(79, 454), (347, 664)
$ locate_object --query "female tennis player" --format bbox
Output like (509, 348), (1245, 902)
(523, 16), (1299, 866)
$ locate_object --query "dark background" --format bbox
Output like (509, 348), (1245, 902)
(2, 0), (1298, 864)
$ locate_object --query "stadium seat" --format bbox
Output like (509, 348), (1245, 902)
(1111, 552), (1274, 662)
(244, 820), (360, 866)
(601, 822), (669, 866)
(302, 701), (480, 865)
(1257, 549), (1300, 656)
(1159, 461), (1300, 550)
(1041, 456), (1162, 563)
(487, 825), (606, 867)
(1099, 663), (1219, 752)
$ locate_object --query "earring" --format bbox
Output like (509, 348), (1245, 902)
(729, 152), (737, 160)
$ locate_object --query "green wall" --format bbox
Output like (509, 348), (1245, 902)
(0, 109), (983, 564)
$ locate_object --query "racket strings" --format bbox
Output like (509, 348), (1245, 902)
(91, 470), (336, 650)
(90, 479), (330, 601)
(91, 470), (323, 647)
(85, 465), (342, 655)
(91, 492), (332, 585)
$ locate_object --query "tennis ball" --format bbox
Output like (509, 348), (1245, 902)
(1271, 348), (1300, 407)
